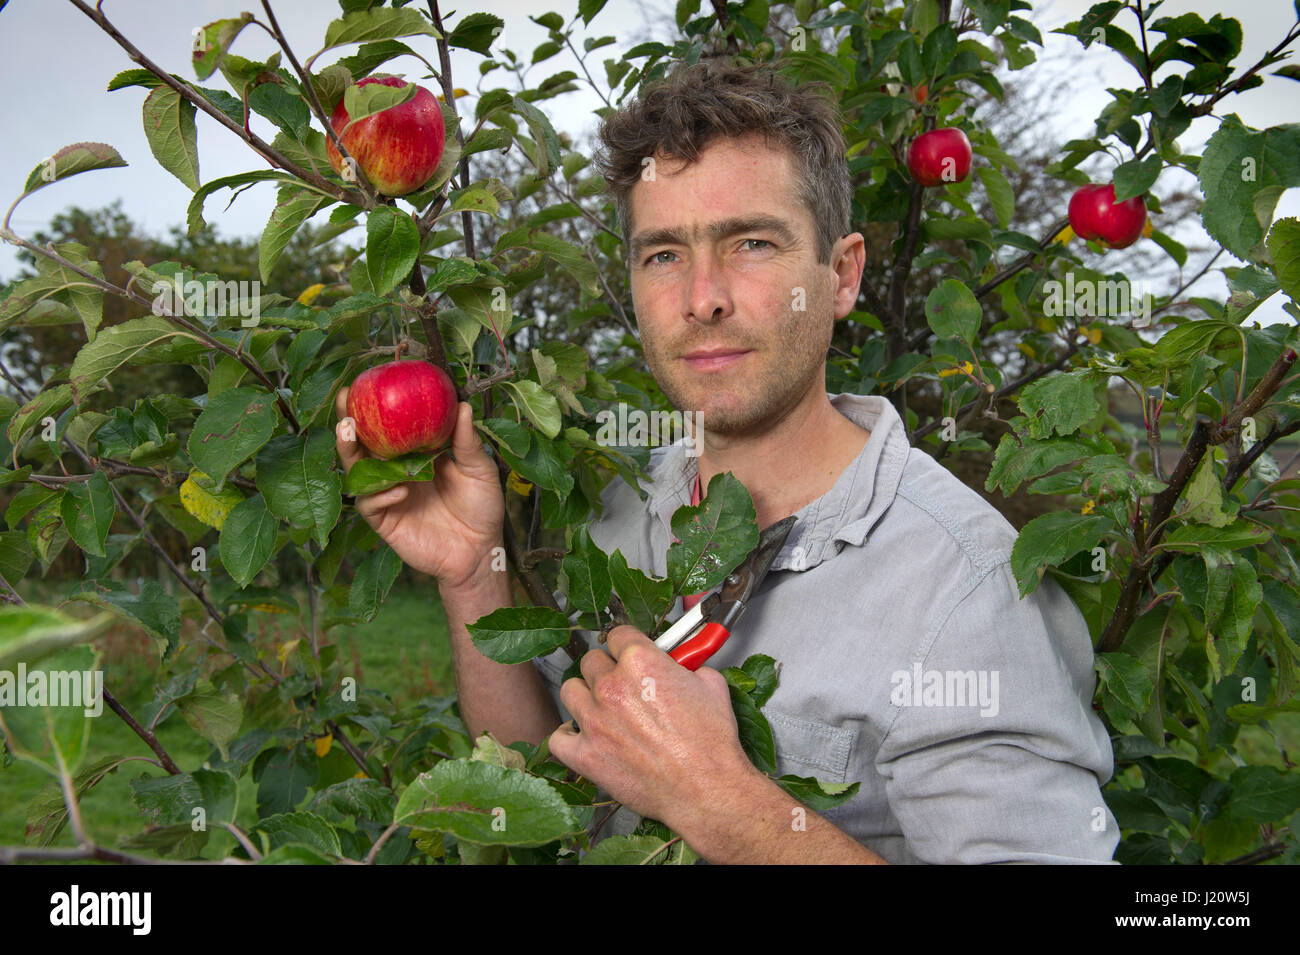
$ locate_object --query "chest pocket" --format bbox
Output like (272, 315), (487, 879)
(766, 710), (855, 783)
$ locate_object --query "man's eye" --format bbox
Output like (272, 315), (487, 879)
(743, 239), (773, 251)
(647, 251), (676, 265)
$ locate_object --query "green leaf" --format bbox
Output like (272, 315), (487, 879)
(495, 226), (601, 298)
(977, 166), (1014, 227)
(726, 678), (776, 773)
(579, 0), (609, 26)
(1096, 651), (1153, 712)
(260, 185), (329, 282)
(4, 385), (69, 447)
(321, 8), (440, 55)
(925, 279), (981, 344)
(176, 678), (242, 761)
(495, 428), (573, 495)
(254, 811), (342, 857)
(20, 142), (126, 198)
(774, 775), (861, 811)
(1010, 511), (1111, 597)
(1180, 455), (1237, 527)
(503, 380), (562, 438)
(512, 96), (562, 179)
(255, 430), (343, 549)
(608, 550), (673, 634)
(1198, 115), (1300, 259)
(394, 759), (581, 845)
(1157, 520), (1270, 552)
(348, 543), (402, 622)
(107, 69), (163, 92)
(1222, 766), (1300, 824)
(219, 494), (278, 589)
(1113, 153), (1163, 202)
(342, 454), (434, 496)
(666, 472), (758, 595)
(562, 523), (611, 614)
(59, 471), (114, 558)
(447, 12), (504, 55)
(67, 578), (183, 658)
(467, 606), (573, 664)
(248, 82), (312, 141)
(365, 205), (420, 296)
(342, 78), (416, 131)
(192, 16), (254, 80)
(1267, 217), (1300, 301)
(0, 605), (112, 670)
(142, 87), (200, 191)
(255, 744), (318, 817)
(334, 40), (413, 82)
(26, 755), (137, 846)
(580, 834), (682, 864)
(68, 315), (190, 403)
(741, 654), (778, 707)
(130, 768), (238, 828)
(188, 387), (280, 491)
(446, 283), (512, 339)
(1017, 371), (1101, 439)
(0, 645), (99, 775)
(0, 531), (34, 589)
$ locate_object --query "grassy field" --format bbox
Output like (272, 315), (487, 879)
(0, 580), (453, 855)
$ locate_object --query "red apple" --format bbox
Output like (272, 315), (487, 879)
(346, 359), (458, 459)
(325, 77), (445, 197)
(1068, 183), (1147, 249)
(906, 127), (972, 187)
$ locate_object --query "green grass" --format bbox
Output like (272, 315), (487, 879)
(0, 581), (453, 855)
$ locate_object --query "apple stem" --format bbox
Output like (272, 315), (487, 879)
(395, 340), (409, 361)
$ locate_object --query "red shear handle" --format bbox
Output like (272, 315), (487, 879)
(668, 622), (731, 671)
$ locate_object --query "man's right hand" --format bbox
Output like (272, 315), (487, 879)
(334, 387), (505, 592)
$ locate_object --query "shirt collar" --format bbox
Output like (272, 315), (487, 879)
(644, 393), (912, 571)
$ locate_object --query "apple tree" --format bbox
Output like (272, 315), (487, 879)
(1, 0), (1299, 866)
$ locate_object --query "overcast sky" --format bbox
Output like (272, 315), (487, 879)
(0, 0), (1296, 323)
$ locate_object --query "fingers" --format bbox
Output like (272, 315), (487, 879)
(579, 644), (615, 686)
(355, 483), (408, 520)
(604, 625), (655, 661)
(334, 386), (366, 474)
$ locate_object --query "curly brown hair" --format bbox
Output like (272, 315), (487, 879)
(592, 57), (851, 266)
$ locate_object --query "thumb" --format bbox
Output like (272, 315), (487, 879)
(449, 402), (496, 476)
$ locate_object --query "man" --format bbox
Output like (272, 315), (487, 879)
(336, 59), (1118, 864)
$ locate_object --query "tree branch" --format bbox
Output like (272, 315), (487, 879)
(66, 0), (368, 207)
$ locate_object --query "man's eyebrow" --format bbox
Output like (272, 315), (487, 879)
(628, 214), (798, 261)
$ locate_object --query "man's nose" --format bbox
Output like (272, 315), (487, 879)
(685, 254), (731, 324)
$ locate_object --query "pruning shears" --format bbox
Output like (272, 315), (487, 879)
(653, 515), (797, 671)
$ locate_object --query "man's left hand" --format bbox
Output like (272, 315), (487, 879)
(548, 625), (758, 827)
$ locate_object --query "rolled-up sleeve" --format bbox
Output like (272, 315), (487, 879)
(874, 561), (1119, 864)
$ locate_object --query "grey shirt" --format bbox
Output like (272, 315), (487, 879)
(534, 392), (1119, 863)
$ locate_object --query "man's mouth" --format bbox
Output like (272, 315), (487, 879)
(681, 348), (751, 371)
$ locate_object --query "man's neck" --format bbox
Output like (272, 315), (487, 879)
(693, 387), (871, 530)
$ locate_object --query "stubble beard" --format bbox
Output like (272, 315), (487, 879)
(642, 299), (832, 439)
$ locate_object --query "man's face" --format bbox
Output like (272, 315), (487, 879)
(626, 134), (844, 438)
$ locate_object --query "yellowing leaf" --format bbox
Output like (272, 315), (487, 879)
(1081, 500), (1096, 515)
(353, 770), (368, 779)
(296, 283), (325, 305)
(507, 470), (533, 495)
(250, 603), (291, 614)
(315, 734), (333, 758)
(1036, 317), (1056, 333)
(1054, 225), (1075, 245)
(276, 638), (300, 666)
(1017, 342), (1036, 359)
(1082, 326), (1103, 344)
(1142, 219), (1154, 237)
(179, 470), (243, 529)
